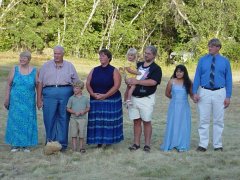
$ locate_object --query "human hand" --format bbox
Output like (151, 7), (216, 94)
(95, 93), (107, 100)
(127, 78), (138, 85)
(75, 112), (81, 116)
(193, 94), (200, 103)
(77, 111), (84, 116)
(37, 99), (43, 109)
(224, 98), (230, 109)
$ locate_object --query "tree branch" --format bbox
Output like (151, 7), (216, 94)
(130, 0), (149, 25)
(171, 0), (197, 35)
(0, 0), (22, 21)
(80, 0), (101, 36)
(106, 4), (118, 49)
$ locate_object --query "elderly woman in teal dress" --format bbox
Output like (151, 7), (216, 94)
(4, 51), (38, 152)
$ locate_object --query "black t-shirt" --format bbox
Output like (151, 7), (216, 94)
(132, 61), (162, 97)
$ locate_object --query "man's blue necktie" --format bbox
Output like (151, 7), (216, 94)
(209, 56), (215, 88)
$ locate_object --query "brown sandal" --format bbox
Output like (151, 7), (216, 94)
(128, 144), (140, 151)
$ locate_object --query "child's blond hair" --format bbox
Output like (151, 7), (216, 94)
(72, 80), (84, 89)
(126, 48), (138, 61)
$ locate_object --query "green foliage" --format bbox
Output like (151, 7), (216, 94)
(0, 0), (240, 62)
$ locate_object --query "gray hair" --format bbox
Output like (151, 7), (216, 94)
(146, 45), (157, 56)
(208, 38), (222, 48)
(53, 45), (65, 54)
(20, 51), (31, 60)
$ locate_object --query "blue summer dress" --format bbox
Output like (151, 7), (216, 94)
(87, 64), (124, 144)
(5, 66), (38, 147)
(160, 82), (191, 151)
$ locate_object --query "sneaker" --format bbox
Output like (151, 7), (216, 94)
(22, 148), (31, 152)
(10, 147), (20, 152)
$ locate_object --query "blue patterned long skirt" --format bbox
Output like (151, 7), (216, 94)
(87, 95), (124, 144)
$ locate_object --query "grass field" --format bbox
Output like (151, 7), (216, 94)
(0, 53), (240, 180)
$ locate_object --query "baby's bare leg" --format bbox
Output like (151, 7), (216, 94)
(127, 85), (136, 101)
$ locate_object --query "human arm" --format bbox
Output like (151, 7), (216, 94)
(4, 67), (15, 109)
(67, 107), (85, 116)
(35, 69), (40, 106)
(224, 98), (230, 109)
(127, 63), (161, 87)
(37, 82), (43, 109)
(67, 108), (77, 115)
(189, 82), (194, 101)
(71, 63), (80, 82)
(165, 79), (172, 99)
(192, 60), (202, 103)
(66, 97), (78, 116)
(78, 106), (90, 116)
(86, 69), (100, 99)
(125, 67), (141, 75)
(192, 59), (202, 94)
(224, 61), (232, 100)
(127, 78), (157, 87)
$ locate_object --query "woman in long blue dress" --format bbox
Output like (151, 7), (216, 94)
(4, 51), (38, 152)
(160, 65), (192, 152)
(86, 49), (123, 146)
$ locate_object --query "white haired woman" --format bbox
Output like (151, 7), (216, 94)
(4, 51), (38, 152)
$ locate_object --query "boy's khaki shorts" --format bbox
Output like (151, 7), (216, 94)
(69, 118), (87, 138)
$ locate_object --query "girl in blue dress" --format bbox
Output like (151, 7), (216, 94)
(160, 64), (193, 152)
(4, 51), (38, 152)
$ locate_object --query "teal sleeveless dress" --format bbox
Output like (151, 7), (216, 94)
(5, 66), (38, 147)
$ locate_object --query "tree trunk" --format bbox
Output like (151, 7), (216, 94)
(99, 14), (111, 51)
(141, 25), (157, 53)
(0, 0), (22, 21)
(171, 0), (197, 36)
(116, 0), (149, 51)
(61, 0), (67, 45)
(80, 0), (101, 36)
(106, 4), (118, 49)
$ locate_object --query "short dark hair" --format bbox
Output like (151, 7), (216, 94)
(99, 49), (112, 62)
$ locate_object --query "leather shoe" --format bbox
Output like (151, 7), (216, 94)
(214, 147), (223, 151)
(196, 146), (207, 152)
